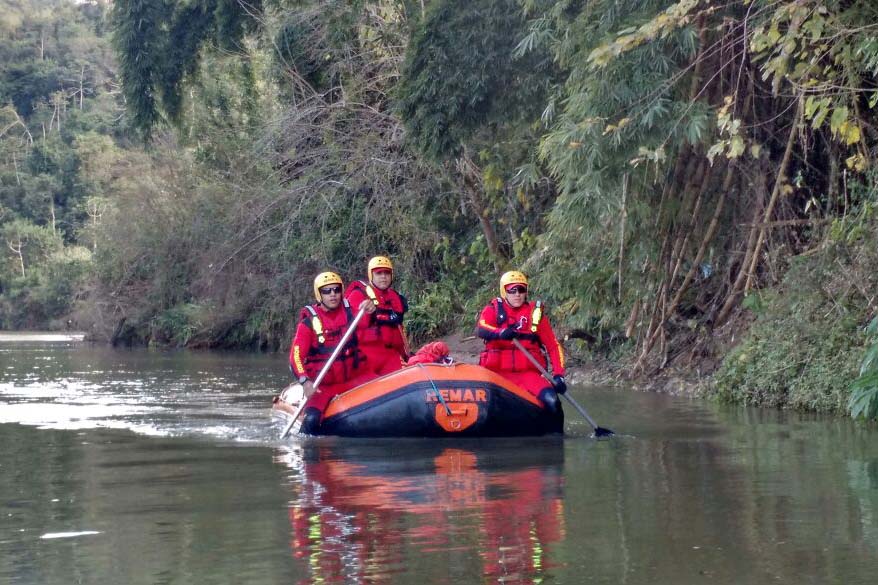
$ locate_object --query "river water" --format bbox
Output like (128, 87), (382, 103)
(1, 335), (877, 584)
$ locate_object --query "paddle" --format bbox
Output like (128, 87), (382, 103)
(512, 338), (614, 437)
(398, 324), (411, 360)
(280, 306), (368, 438)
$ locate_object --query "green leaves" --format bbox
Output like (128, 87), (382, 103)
(396, 0), (552, 162)
(830, 106), (848, 135)
(111, 0), (166, 135)
(707, 96), (748, 165)
(587, 0), (700, 68)
(749, 0), (872, 152)
(111, 0), (265, 136)
(849, 317), (878, 420)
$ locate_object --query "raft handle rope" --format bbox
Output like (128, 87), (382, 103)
(416, 363), (452, 416)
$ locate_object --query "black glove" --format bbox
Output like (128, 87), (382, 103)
(376, 310), (402, 325)
(552, 375), (567, 394)
(499, 327), (518, 340)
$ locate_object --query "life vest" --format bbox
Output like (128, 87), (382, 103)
(300, 300), (361, 385)
(479, 298), (547, 372)
(348, 280), (407, 350)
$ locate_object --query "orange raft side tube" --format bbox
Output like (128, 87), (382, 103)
(277, 363), (563, 438)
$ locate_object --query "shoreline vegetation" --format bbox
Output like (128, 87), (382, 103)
(1, 1), (877, 420)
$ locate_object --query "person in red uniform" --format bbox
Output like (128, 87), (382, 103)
(344, 256), (409, 376)
(476, 270), (567, 427)
(290, 271), (375, 434)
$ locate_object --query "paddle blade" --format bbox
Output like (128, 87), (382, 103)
(592, 426), (615, 438)
(280, 403), (306, 439)
(277, 383), (306, 439)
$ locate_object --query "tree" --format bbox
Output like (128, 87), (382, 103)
(523, 0), (877, 370)
(0, 0), (126, 327)
(396, 0), (556, 270)
(111, 0), (263, 136)
(1, 218), (59, 278)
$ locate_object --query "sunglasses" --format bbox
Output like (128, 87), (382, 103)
(506, 286), (528, 295)
(319, 285), (342, 295)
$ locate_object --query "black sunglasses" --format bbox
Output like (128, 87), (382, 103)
(506, 286), (528, 294)
(319, 285), (342, 295)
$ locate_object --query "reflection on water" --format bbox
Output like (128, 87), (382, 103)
(2, 336), (878, 584)
(275, 440), (565, 584)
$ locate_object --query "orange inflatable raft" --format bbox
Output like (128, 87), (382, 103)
(272, 363), (563, 437)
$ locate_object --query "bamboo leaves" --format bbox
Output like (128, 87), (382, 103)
(707, 97), (747, 165)
(748, 0), (874, 153)
(588, 0), (701, 68)
(804, 96), (832, 128)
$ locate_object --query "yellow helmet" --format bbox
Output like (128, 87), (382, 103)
(499, 270), (528, 300)
(313, 271), (343, 301)
(367, 255), (393, 284)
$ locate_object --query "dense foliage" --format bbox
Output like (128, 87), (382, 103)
(0, 0), (123, 327)
(525, 0), (878, 373)
(3, 1), (878, 418)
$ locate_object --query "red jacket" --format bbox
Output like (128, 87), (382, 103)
(476, 298), (565, 375)
(345, 280), (408, 357)
(289, 300), (365, 385)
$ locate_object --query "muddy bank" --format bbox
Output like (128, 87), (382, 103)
(441, 332), (711, 399)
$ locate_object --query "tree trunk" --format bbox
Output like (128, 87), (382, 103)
(617, 173), (628, 303)
(668, 159), (709, 286)
(456, 154), (505, 271)
(12, 151), (21, 186)
(668, 164), (734, 315)
(8, 237), (25, 277)
(79, 65), (86, 110)
(716, 97), (801, 324)
(743, 97), (802, 293)
(637, 163), (731, 365)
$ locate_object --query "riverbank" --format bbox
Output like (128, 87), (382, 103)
(441, 332), (711, 398)
(3, 308), (868, 421)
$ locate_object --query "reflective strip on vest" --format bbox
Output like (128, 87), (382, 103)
(305, 300), (353, 348)
(531, 301), (543, 333)
(494, 298), (543, 332)
(359, 280), (380, 306)
(304, 305), (325, 344)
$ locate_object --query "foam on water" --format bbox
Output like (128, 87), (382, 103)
(40, 531), (101, 540)
(0, 338), (283, 443)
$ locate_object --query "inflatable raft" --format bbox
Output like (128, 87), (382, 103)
(272, 363), (563, 437)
